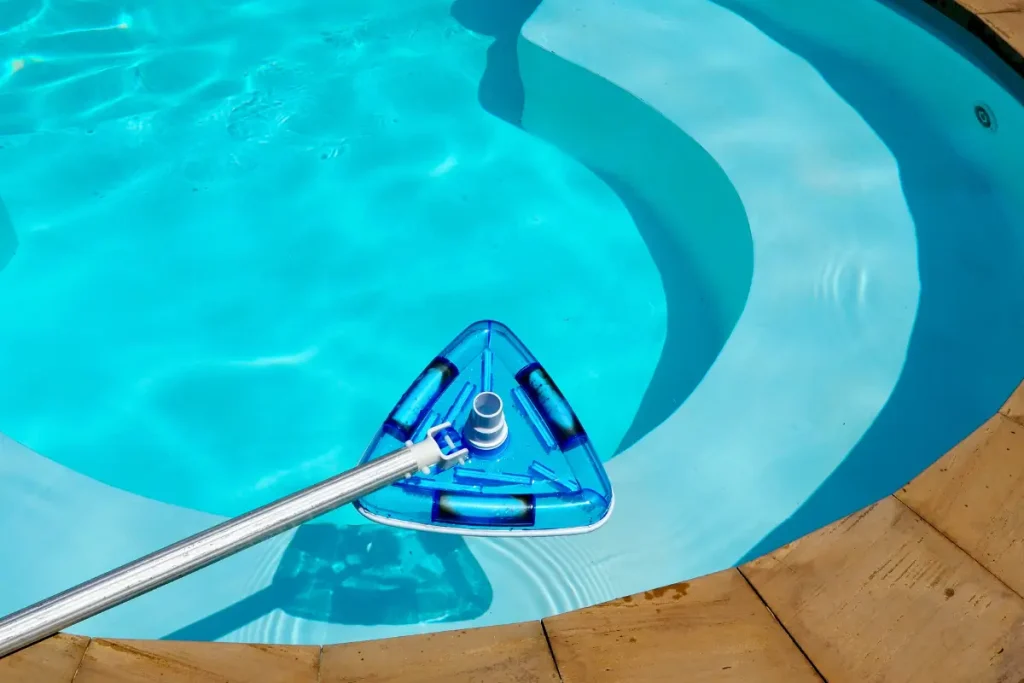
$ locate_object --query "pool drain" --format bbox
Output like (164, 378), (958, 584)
(974, 103), (997, 131)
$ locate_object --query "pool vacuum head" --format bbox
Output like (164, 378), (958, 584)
(354, 320), (614, 536)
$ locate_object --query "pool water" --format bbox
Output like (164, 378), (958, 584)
(0, 0), (729, 519)
(2, 0), (1024, 647)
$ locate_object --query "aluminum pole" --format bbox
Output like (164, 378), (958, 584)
(0, 437), (441, 658)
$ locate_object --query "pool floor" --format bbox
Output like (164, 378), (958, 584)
(0, 0), (725, 518)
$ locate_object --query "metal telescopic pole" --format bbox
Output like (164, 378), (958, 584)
(0, 439), (437, 659)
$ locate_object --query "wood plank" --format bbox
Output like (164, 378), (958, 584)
(0, 634), (90, 683)
(897, 413), (1024, 596)
(984, 8), (1024, 55)
(319, 622), (559, 683)
(1000, 379), (1024, 427)
(72, 639), (320, 683)
(742, 497), (1024, 683)
(543, 570), (821, 683)
(956, 0), (1024, 15)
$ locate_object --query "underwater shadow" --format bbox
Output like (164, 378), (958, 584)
(595, 170), (725, 454)
(718, 1), (1024, 562)
(164, 523), (491, 641)
(450, 0), (541, 127)
(452, 0), (750, 456)
(0, 194), (16, 273)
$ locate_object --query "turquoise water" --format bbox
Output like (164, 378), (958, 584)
(2, 0), (1024, 646)
(0, 0), (728, 519)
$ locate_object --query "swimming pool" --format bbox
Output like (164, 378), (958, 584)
(1, 0), (1022, 644)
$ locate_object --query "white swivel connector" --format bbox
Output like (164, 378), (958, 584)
(462, 391), (509, 451)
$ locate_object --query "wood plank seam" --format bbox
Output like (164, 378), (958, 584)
(539, 619), (565, 682)
(747, 492), (1024, 680)
(895, 486), (1024, 602)
(733, 569), (828, 682)
(892, 492), (1024, 604)
(737, 492), (1024, 683)
(892, 492), (1024, 603)
(741, 496), (1024, 683)
(316, 644), (324, 683)
(68, 637), (92, 683)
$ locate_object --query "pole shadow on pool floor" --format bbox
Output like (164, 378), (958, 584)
(163, 523), (491, 641)
(718, 0), (1024, 563)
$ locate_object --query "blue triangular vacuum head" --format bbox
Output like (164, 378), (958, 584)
(354, 321), (614, 536)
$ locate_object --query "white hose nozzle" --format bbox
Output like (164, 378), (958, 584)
(462, 391), (508, 451)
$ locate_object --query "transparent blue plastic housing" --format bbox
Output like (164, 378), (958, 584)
(354, 321), (614, 536)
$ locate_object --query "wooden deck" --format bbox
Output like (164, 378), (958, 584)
(2, 3), (1023, 681)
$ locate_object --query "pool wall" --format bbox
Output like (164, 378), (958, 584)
(714, 0), (1024, 193)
